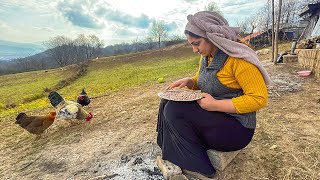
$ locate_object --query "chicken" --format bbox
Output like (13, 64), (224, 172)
(48, 91), (93, 122)
(15, 111), (56, 135)
(77, 88), (90, 106)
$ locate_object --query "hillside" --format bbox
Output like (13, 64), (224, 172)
(0, 43), (319, 179)
(0, 40), (185, 76)
(0, 40), (44, 60)
(0, 42), (196, 118)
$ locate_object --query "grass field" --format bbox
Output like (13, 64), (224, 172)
(0, 67), (77, 116)
(0, 41), (292, 118)
(0, 45), (198, 118)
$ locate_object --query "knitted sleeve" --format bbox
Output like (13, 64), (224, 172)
(230, 58), (268, 113)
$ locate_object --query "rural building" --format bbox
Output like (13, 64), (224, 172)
(299, 2), (320, 39)
(295, 2), (320, 78)
(242, 28), (298, 48)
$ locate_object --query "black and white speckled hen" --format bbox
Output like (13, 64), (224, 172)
(48, 91), (93, 122)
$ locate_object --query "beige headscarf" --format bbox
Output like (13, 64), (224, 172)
(185, 11), (271, 85)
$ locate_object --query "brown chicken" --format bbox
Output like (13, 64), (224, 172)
(15, 111), (56, 135)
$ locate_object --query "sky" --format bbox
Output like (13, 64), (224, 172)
(0, 0), (266, 46)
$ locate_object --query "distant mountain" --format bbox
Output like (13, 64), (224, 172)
(0, 40), (45, 60)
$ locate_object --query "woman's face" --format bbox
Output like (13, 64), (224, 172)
(186, 34), (216, 57)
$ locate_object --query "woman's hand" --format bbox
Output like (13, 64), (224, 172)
(197, 93), (216, 111)
(165, 78), (194, 90)
(197, 93), (237, 113)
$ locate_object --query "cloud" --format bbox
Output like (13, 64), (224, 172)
(63, 10), (102, 28)
(220, 0), (265, 26)
(95, 7), (153, 29)
(55, 0), (154, 29)
(167, 22), (179, 32)
(0, 0), (267, 44)
(181, 0), (199, 3)
(56, 0), (103, 29)
(221, 0), (252, 7)
(115, 28), (139, 37)
(32, 26), (55, 32)
(221, 0), (265, 12)
(0, 21), (11, 29)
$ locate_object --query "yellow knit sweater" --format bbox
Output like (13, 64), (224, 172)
(192, 56), (268, 114)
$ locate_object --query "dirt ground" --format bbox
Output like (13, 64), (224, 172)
(0, 53), (319, 180)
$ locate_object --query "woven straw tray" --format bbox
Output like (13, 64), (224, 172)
(158, 89), (203, 101)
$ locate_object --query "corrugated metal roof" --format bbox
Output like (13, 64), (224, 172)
(299, 2), (320, 17)
(241, 32), (262, 41)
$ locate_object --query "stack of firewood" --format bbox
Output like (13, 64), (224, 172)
(296, 36), (320, 49)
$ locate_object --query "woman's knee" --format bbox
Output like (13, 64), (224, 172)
(163, 101), (192, 125)
(164, 101), (181, 115)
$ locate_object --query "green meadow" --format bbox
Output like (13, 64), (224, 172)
(0, 45), (199, 118)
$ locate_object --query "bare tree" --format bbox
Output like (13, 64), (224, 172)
(44, 34), (104, 67)
(242, 15), (259, 44)
(144, 37), (155, 50)
(205, 2), (223, 16)
(132, 38), (147, 52)
(74, 34), (103, 60)
(149, 20), (168, 48)
(248, 15), (259, 35)
(44, 36), (74, 67)
(74, 34), (88, 62)
(34, 58), (46, 69)
(257, 0), (272, 32)
(131, 37), (140, 52)
(237, 20), (250, 36)
(87, 34), (104, 59)
(256, 0), (273, 46)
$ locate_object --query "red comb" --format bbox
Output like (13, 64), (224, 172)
(86, 112), (93, 122)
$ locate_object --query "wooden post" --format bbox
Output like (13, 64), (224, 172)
(272, 0), (275, 62)
(274, 0), (282, 65)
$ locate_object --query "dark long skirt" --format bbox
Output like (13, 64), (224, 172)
(156, 99), (255, 176)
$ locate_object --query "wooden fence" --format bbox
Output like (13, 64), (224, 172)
(295, 49), (320, 78)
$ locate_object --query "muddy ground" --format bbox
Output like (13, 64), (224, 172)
(0, 53), (319, 180)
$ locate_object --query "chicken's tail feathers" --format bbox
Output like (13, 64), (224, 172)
(48, 91), (64, 107)
(15, 113), (27, 122)
(81, 88), (87, 95)
(48, 111), (57, 121)
(51, 111), (57, 115)
(49, 111), (57, 116)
